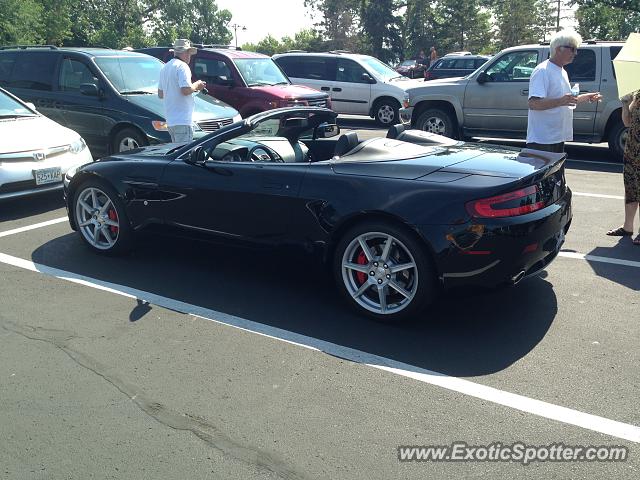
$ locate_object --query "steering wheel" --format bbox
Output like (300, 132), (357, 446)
(248, 145), (282, 163)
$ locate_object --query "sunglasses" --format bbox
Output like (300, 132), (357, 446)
(560, 45), (577, 52)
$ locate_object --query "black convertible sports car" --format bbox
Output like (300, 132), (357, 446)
(64, 107), (572, 322)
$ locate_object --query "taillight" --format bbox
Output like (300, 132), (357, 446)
(466, 185), (545, 218)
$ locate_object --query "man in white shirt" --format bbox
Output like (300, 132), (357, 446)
(158, 39), (205, 143)
(526, 30), (602, 153)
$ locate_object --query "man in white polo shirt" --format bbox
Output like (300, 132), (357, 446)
(526, 30), (602, 153)
(158, 39), (206, 143)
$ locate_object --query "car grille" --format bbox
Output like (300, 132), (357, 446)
(0, 179), (61, 194)
(0, 145), (70, 163)
(307, 97), (329, 108)
(197, 118), (234, 132)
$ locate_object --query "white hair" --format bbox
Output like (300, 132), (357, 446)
(549, 30), (583, 57)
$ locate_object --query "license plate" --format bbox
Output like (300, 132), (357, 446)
(33, 167), (62, 185)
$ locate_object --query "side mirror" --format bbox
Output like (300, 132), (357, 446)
(187, 146), (207, 165)
(80, 83), (99, 96)
(362, 73), (375, 84)
(313, 123), (340, 139)
(476, 72), (489, 84)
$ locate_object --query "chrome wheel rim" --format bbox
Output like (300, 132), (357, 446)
(118, 136), (140, 152)
(75, 187), (120, 250)
(423, 116), (446, 134)
(377, 105), (396, 124)
(341, 231), (418, 316)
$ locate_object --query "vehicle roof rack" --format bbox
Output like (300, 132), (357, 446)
(193, 44), (242, 50)
(285, 49), (307, 53)
(0, 45), (58, 50)
(328, 50), (352, 54)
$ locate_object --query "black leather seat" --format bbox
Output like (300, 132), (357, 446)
(334, 132), (359, 157)
(386, 124), (405, 139)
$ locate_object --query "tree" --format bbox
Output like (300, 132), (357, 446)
(403, 0), (436, 60)
(573, 0), (640, 12)
(492, 0), (553, 50)
(304, 0), (362, 51)
(188, 0), (232, 45)
(359, 0), (403, 62)
(435, 0), (492, 54)
(0, 0), (44, 45)
(575, 3), (640, 40)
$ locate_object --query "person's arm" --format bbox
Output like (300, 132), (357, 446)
(180, 81), (204, 96)
(621, 94), (634, 128)
(576, 92), (602, 104)
(528, 95), (576, 110)
(177, 64), (205, 96)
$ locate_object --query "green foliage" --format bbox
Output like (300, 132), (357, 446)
(575, 3), (640, 40)
(493, 0), (553, 51)
(0, 0), (44, 45)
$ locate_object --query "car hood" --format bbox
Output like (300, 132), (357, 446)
(331, 139), (561, 179)
(124, 93), (240, 121)
(1, 115), (80, 153)
(254, 84), (328, 100)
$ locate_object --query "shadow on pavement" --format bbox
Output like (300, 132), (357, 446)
(583, 241), (640, 291)
(30, 232), (557, 378)
(0, 191), (65, 222)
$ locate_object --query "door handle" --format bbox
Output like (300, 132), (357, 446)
(321, 87), (330, 91)
(332, 88), (342, 92)
(520, 89), (529, 96)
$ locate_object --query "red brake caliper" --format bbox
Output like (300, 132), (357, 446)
(355, 250), (368, 285)
(108, 209), (119, 234)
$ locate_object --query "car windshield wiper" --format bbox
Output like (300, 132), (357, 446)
(272, 81), (289, 85)
(0, 113), (36, 118)
(119, 90), (155, 95)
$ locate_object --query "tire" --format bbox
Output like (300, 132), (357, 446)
(112, 128), (148, 153)
(332, 221), (437, 322)
(73, 179), (133, 255)
(415, 108), (456, 138)
(608, 118), (627, 162)
(373, 99), (400, 126)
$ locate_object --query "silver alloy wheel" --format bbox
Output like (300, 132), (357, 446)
(341, 231), (418, 315)
(377, 104), (396, 124)
(75, 187), (120, 250)
(118, 136), (140, 152)
(423, 115), (447, 134)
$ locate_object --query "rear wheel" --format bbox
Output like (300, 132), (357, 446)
(608, 118), (627, 162)
(333, 221), (436, 322)
(73, 179), (133, 255)
(415, 108), (456, 138)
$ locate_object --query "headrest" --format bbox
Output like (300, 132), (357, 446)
(334, 132), (360, 157)
(386, 124), (405, 139)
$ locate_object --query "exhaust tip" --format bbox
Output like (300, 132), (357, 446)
(511, 270), (526, 285)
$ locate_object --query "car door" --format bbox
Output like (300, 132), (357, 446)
(463, 48), (542, 136)
(332, 58), (371, 115)
(192, 55), (241, 109)
(564, 47), (600, 139)
(160, 145), (308, 241)
(55, 56), (107, 150)
(276, 55), (336, 102)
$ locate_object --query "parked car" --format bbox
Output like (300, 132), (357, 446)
(137, 46), (331, 118)
(423, 55), (490, 81)
(400, 41), (627, 160)
(64, 107), (572, 322)
(273, 51), (418, 126)
(0, 86), (92, 200)
(395, 58), (428, 79)
(0, 46), (241, 158)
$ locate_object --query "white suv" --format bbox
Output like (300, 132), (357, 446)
(273, 51), (416, 126)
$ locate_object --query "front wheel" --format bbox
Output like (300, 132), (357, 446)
(73, 180), (133, 255)
(373, 99), (400, 126)
(112, 128), (148, 153)
(608, 118), (627, 162)
(415, 108), (456, 138)
(333, 221), (436, 322)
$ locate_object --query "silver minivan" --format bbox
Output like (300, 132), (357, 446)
(401, 42), (626, 160)
(273, 52), (416, 126)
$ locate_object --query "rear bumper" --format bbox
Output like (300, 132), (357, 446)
(419, 188), (572, 289)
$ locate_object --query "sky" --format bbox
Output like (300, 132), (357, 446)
(215, 0), (318, 46)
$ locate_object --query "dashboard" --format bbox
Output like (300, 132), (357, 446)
(210, 137), (299, 163)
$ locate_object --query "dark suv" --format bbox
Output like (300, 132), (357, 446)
(137, 46), (331, 117)
(0, 46), (240, 158)
(423, 55), (490, 81)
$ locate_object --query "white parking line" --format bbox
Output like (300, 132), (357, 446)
(573, 192), (624, 200)
(0, 217), (68, 238)
(559, 251), (640, 268)
(0, 250), (638, 443)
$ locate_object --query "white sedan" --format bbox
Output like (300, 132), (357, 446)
(0, 87), (93, 200)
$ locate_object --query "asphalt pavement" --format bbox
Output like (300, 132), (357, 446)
(0, 119), (638, 479)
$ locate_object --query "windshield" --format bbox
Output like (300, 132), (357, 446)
(234, 58), (290, 87)
(399, 60), (415, 67)
(95, 56), (162, 94)
(0, 90), (37, 117)
(360, 56), (404, 81)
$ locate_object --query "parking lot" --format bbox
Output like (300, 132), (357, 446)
(1, 119), (638, 479)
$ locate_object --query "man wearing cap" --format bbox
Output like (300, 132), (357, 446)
(158, 39), (205, 143)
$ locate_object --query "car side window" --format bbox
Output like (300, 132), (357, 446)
(485, 51), (538, 82)
(564, 49), (596, 83)
(336, 59), (369, 83)
(293, 57), (330, 80)
(59, 58), (96, 92)
(0, 52), (17, 84)
(436, 59), (456, 70)
(194, 58), (232, 83)
(7, 52), (58, 91)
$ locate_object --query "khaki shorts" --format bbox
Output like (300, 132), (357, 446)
(168, 125), (194, 143)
